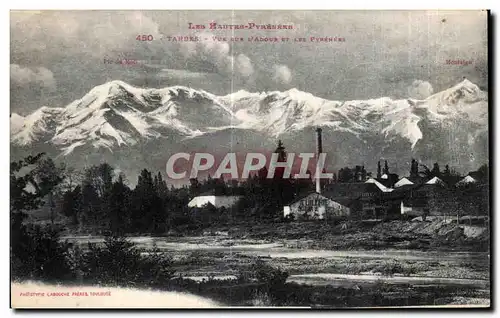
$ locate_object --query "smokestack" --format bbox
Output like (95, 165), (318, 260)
(316, 127), (323, 194)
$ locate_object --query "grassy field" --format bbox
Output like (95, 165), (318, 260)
(59, 219), (490, 307)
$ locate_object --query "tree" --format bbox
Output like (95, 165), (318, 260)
(332, 173), (337, 183)
(477, 164), (489, 183)
(10, 153), (72, 281)
(444, 164), (451, 177)
(81, 183), (100, 226)
(338, 167), (354, 183)
(107, 176), (131, 235)
(34, 157), (65, 225)
(418, 164), (432, 180)
(275, 140), (286, 162)
(83, 163), (114, 198)
(410, 159), (419, 178)
(155, 172), (169, 198)
(377, 161), (382, 179)
(383, 160), (389, 175)
(61, 185), (82, 226)
(61, 166), (83, 193)
(131, 169), (165, 233)
(431, 162), (441, 178)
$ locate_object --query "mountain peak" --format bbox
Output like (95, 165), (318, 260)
(286, 88), (301, 93)
(426, 78), (484, 104)
(11, 80), (487, 167)
(96, 80), (139, 93)
(283, 87), (315, 101)
(107, 79), (128, 86)
(453, 78), (479, 90)
(460, 78), (473, 85)
(224, 89), (254, 99)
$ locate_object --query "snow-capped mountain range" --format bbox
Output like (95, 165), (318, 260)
(10, 79), (488, 178)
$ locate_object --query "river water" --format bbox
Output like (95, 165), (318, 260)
(62, 235), (488, 262)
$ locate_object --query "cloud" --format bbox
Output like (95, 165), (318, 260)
(11, 11), (162, 59)
(235, 54), (254, 78)
(179, 33), (255, 79)
(10, 64), (56, 89)
(272, 65), (292, 84)
(407, 80), (434, 100)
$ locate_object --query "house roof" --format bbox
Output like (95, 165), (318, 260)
(468, 171), (486, 180)
(426, 176), (445, 185)
(289, 190), (318, 202)
(456, 175), (477, 186)
(394, 177), (414, 188)
(384, 183), (428, 202)
(365, 178), (394, 192)
(187, 194), (243, 208)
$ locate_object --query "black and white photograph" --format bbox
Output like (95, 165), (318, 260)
(9, 9), (490, 308)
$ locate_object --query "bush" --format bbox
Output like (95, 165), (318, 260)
(373, 260), (404, 277)
(11, 224), (74, 282)
(250, 259), (289, 287)
(237, 259), (290, 305)
(78, 235), (175, 287)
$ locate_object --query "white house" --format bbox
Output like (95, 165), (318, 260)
(187, 195), (243, 209)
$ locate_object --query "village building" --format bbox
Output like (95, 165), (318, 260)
(187, 192), (243, 209)
(365, 177), (394, 193)
(426, 176), (446, 186)
(394, 177), (414, 188)
(322, 183), (391, 220)
(284, 192), (350, 221)
(377, 173), (399, 188)
(387, 176), (449, 217)
(456, 175), (477, 187)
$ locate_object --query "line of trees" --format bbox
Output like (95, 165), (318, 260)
(13, 146), (490, 236)
(61, 164), (191, 234)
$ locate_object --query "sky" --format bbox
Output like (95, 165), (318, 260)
(10, 10), (488, 115)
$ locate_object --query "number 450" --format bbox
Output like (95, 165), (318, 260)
(136, 35), (154, 41)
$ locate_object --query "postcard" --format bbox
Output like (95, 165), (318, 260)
(10, 10), (490, 309)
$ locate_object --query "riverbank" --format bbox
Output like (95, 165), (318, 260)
(50, 217), (491, 307)
(58, 227), (490, 307)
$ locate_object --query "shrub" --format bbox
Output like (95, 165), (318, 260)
(11, 224), (74, 282)
(250, 259), (289, 287)
(237, 259), (290, 305)
(78, 235), (175, 287)
(373, 260), (404, 277)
